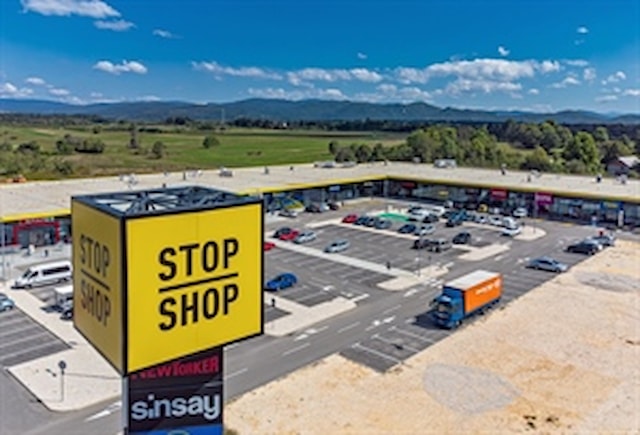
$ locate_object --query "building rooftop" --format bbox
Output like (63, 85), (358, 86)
(1, 162), (639, 220)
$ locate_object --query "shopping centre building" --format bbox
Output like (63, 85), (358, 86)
(1, 162), (638, 248)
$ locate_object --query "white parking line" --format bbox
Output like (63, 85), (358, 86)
(382, 304), (401, 315)
(0, 315), (32, 327)
(390, 326), (434, 342)
(352, 294), (370, 303)
(282, 342), (310, 356)
(1, 322), (42, 337)
(352, 342), (402, 364)
(0, 333), (52, 351)
(338, 322), (360, 334)
(0, 340), (63, 362)
(373, 334), (420, 353)
(224, 368), (248, 381)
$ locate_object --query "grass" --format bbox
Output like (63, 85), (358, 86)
(0, 126), (406, 179)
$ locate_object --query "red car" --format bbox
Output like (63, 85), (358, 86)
(342, 214), (358, 224)
(263, 241), (276, 251)
(273, 227), (300, 241)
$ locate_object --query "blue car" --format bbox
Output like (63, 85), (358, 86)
(265, 273), (298, 291)
(0, 293), (15, 312)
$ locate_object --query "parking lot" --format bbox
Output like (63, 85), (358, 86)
(265, 203), (604, 372)
(0, 306), (70, 367)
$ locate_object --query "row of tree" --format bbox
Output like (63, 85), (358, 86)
(328, 123), (640, 175)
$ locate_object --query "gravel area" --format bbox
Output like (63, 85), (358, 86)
(225, 240), (640, 434)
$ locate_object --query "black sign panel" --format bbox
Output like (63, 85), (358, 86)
(127, 347), (223, 433)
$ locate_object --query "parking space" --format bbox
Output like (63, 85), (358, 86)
(0, 308), (69, 367)
(264, 247), (389, 306)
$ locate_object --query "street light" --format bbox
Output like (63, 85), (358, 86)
(58, 360), (67, 402)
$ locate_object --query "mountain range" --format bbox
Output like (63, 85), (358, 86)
(1, 98), (638, 124)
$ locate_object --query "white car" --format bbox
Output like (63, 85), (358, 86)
(502, 225), (522, 237)
(488, 216), (503, 226)
(325, 239), (350, 253)
(414, 224), (436, 236)
(513, 207), (528, 218)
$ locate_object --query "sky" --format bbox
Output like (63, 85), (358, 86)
(1, 0), (639, 113)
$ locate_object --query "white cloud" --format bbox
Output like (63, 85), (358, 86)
(394, 67), (430, 84)
(622, 89), (640, 97)
(583, 67), (596, 81)
(0, 82), (33, 97)
(94, 19), (134, 31)
(528, 88), (539, 95)
(20, 0), (120, 18)
(595, 95), (618, 102)
(193, 61), (282, 80)
(357, 52), (367, 60)
(602, 71), (626, 85)
(354, 84), (432, 103)
(49, 87), (70, 96)
(25, 76), (46, 85)
(93, 60), (148, 75)
(497, 46), (510, 56)
(537, 60), (561, 73)
(564, 59), (589, 67)
(551, 76), (581, 88)
(574, 39), (585, 46)
(153, 29), (179, 39)
(445, 78), (522, 95)
(348, 68), (383, 83)
(576, 26), (589, 34)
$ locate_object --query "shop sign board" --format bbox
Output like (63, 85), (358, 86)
(534, 192), (554, 206)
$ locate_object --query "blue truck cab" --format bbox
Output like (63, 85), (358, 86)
(429, 270), (502, 329)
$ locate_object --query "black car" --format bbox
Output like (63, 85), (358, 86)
(273, 227), (294, 238)
(399, 223), (417, 234)
(364, 216), (378, 227)
(327, 201), (341, 211)
(427, 238), (452, 253)
(305, 203), (321, 213)
(566, 240), (600, 255)
(422, 214), (439, 223)
(413, 238), (432, 250)
(452, 231), (471, 244)
(354, 216), (369, 225)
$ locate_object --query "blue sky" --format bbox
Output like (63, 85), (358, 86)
(1, 0), (639, 113)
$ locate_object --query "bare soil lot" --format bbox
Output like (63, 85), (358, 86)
(226, 240), (640, 434)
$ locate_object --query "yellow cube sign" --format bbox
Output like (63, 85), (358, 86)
(72, 201), (123, 373)
(72, 189), (263, 375)
(125, 203), (263, 373)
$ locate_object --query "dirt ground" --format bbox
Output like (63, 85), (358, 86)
(225, 240), (640, 434)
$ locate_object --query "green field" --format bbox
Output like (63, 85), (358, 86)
(0, 125), (406, 179)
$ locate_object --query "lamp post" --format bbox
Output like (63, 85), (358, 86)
(58, 360), (66, 402)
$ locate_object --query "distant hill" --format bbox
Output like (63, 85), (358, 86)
(1, 98), (638, 124)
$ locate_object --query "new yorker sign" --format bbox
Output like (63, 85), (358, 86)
(72, 187), (263, 375)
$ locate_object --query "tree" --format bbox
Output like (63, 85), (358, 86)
(601, 140), (632, 164)
(328, 141), (339, 155)
(521, 146), (552, 171)
(55, 140), (73, 155)
(593, 126), (610, 144)
(539, 121), (561, 151)
(151, 141), (166, 159)
(563, 131), (600, 173)
(17, 141), (40, 153)
(128, 123), (139, 149)
(371, 143), (386, 161)
(355, 144), (372, 163)
(334, 147), (355, 162)
(203, 135), (220, 149)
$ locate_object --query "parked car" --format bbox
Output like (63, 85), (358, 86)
(588, 233), (615, 247)
(414, 224), (436, 236)
(305, 203), (321, 213)
(446, 213), (464, 227)
(294, 230), (317, 244)
(488, 216), (504, 226)
(327, 201), (340, 211)
(527, 257), (568, 273)
(489, 207), (503, 215)
(474, 214), (488, 224)
(342, 214), (358, 224)
(60, 308), (73, 320)
(398, 223), (417, 234)
(273, 227), (299, 241)
(325, 239), (350, 253)
(354, 216), (369, 225)
(566, 240), (600, 255)
(0, 293), (15, 312)
(502, 225), (522, 237)
(265, 273), (298, 291)
(364, 217), (378, 227)
(278, 209), (298, 218)
(263, 241), (276, 251)
(413, 238), (432, 250)
(502, 217), (518, 228)
(375, 218), (392, 230)
(452, 231), (471, 244)
(422, 213), (439, 223)
(427, 238), (452, 253)
(512, 207), (528, 218)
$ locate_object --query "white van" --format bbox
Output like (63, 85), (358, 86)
(14, 261), (72, 289)
(53, 285), (73, 307)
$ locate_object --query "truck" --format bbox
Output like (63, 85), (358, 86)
(53, 284), (73, 308)
(429, 270), (502, 329)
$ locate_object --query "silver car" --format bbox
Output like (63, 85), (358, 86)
(325, 239), (350, 253)
(294, 230), (317, 244)
(527, 257), (568, 273)
(414, 224), (436, 236)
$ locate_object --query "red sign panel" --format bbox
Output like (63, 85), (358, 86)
(534, 192), (553, 205)
(490, 189), (508, 200)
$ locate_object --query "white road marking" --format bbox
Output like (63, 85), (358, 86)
(282, 342), (310, 356)
(352, 293), (370, 303)
(494, 255), (504, 261)
(373, 334), (420, 353)
(224, 368), (248, 381)
(338, 322), (360, 334)
(85, 401), (121, 422)
(390, 326), (434, 342)
(353, 342), (402, 364)
(443, 261), (454, 268)
(294, 333), (309, 341)
(404, 288), (418, 297)
(383, 304), (401, 314)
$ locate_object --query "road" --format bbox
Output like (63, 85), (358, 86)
(2, 210), (628, 434)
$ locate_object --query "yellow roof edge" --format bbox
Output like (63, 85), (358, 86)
(1, 208), (71, 223)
